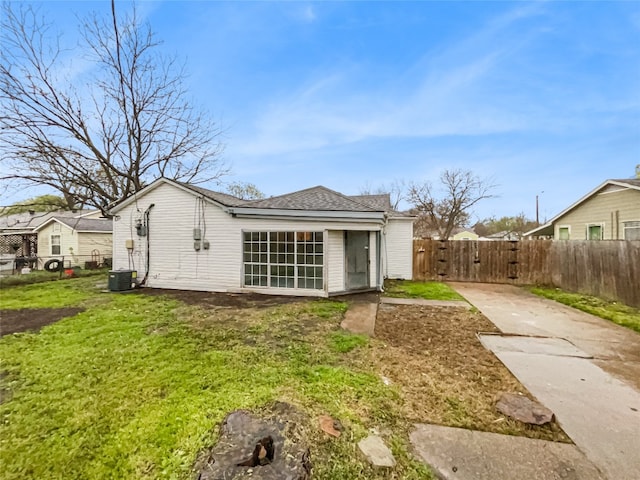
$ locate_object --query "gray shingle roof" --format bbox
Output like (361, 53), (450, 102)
(243, 186), (381, 212)
(348, 194), (392, 211)
(54, 217), (112, 232)
(175, 182), (247, 207)
(0, 210), (96, 231)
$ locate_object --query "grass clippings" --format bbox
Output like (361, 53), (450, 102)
(529, 286), (640, 334)
(372, 303), (570, 442)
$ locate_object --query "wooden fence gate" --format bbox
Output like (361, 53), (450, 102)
(412, 239), (640, 308)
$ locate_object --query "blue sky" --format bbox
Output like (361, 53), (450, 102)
(5, 1), (640, 223)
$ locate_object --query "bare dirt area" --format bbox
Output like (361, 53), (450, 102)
(373, 303), (570, 442)
(139, 288), (304, 308)
(0, 307), (84, 336)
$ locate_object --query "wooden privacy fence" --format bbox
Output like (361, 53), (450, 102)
(413, 239), (640, 308)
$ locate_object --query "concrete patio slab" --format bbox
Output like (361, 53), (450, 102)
(380, 297), (470, 308)
(450, 282), (640, 480)
(410, 423), (605, 480)
(340, 302), (377, 336)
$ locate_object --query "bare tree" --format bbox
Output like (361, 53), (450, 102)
(0, 1), (226, 214)
(407, 169), (495, 239)
(359, 179), (405, 210)
(225, 181), (265, 200)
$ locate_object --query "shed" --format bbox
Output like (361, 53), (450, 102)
(109, 178), (414, 296)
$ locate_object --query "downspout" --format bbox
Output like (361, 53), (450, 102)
(139, 203), (155, 286)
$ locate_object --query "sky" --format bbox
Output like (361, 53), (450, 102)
(3, 0), (640, 223)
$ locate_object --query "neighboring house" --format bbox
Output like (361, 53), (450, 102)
(452, 230), (479, 241)
(33, 216), (113, 269)
(525, 179), (640, 240)
(484, 230), (520, 241)
(109, 178), (414, 297)
(0, 209), (100, 272)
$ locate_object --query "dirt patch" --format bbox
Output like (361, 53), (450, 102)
(0, 308), (84, 336)
(139, 288), (304, 308)
(372, 303), (570, 442)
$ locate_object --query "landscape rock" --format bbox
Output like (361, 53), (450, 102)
(358, 435), (396, 468)
(318, 415), (341, 438)
(496, 392), (554, 425)
(195, 402), (311, 480)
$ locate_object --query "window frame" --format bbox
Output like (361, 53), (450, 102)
(557, 225), (571, 240)
(586, 223), (604, 241)
(623, 220), (640, 241)
(242, 230), (324, 290)
(51, 234), (61, 255)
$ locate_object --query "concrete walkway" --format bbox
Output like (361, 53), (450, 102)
(451, 282), (640, 480)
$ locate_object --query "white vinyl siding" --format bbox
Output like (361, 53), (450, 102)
(327, 230), (345, 292)
(112, 182), (389, 296)
(383, 218), (414, 280)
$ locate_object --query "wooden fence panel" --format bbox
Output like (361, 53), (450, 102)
(412, 239), (640, 307)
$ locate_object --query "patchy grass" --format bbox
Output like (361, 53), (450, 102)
(0, 268), (108, 289)
(383, 280), (464, 301)
(0, 275), (106, 309)
(529, 287), (640, 334)
(0, 280), (434, 480)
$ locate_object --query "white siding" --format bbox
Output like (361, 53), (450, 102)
(37, 221), (78, 265)
(384, 218), (413, 280)
(369, 231), (378, 288)
(112, 182), (383, 295)
(327, 230), (345, 293)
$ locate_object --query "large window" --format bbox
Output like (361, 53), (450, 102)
(243, 231), (323, 289)
(51, 235), (61, 255)
(624, 221), (640, 240)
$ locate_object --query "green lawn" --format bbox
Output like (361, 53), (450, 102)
(383, 280), (464, 301)
(0, 278), (434, 479)
(529, 287), (640, 334)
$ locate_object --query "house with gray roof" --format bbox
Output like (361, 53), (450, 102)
(525, 178), (640, 240)
(109, 177), (414, 296)
(34, 215), (112, 269)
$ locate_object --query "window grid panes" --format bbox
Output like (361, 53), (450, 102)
(243, 231), (323, 289)
(51, 235), (61, 255)
(624, 221), (640, 240)
(587, 224), (603, 240)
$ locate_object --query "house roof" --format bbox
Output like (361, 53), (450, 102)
(0, 209), (97, 233)
(244, 186), (382, 212)
(111, 178), (395, 214)
(524, 178), (640, 237)
(348, 194), (392, 211)
(34, 217), (112, 233)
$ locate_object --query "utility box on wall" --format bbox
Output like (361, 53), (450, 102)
(108, 270), (136, 292)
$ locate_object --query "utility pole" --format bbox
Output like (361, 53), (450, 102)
(536, 191), (544, 226)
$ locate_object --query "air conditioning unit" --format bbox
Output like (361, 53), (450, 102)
(108, 270), (136, 291)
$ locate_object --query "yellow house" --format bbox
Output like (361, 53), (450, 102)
(526, 179), (640, 240)
(452, 230), (479, 241)
(34, 214), (112, 268)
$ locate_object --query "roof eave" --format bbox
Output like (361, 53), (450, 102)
(226, 207), (386, 222)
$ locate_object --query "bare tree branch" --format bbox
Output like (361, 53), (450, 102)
(407, 169), (496, 239)
(0, 1), (226, 215)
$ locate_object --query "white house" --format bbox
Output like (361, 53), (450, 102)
(109, 179), (414, 297)
(34, 214), (113, 269)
